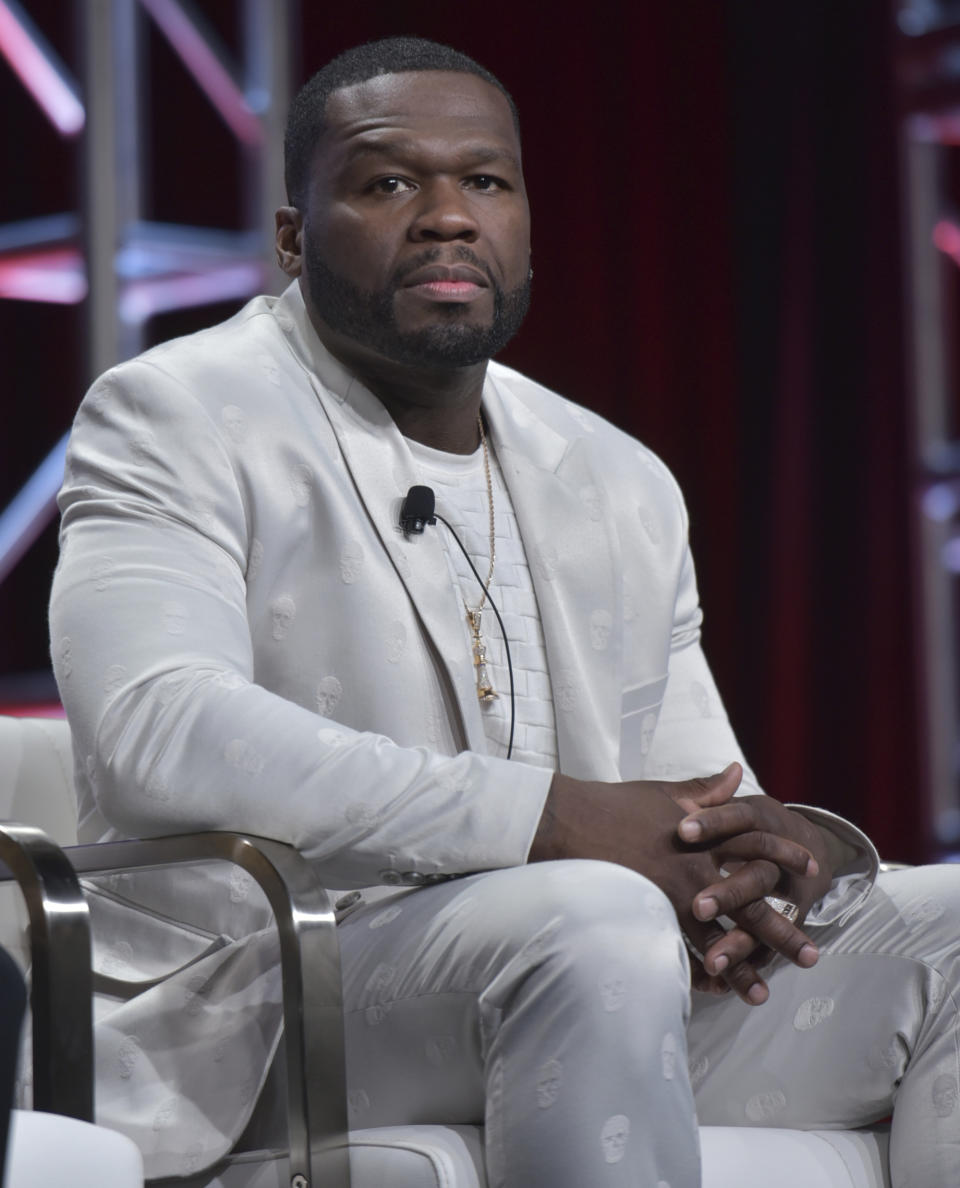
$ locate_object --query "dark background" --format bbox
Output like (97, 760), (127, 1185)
(1, 2), (923, 857)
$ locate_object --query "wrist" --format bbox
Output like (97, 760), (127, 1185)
(529, 773), (580, 862)
(530, 773), (610, 863)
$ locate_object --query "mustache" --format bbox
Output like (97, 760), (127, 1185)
(392, 246), (497, 289)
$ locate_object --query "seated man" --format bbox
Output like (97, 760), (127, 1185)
(49, 36), (959, 1187)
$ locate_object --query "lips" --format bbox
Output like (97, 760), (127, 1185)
(400, 264), (490, 288)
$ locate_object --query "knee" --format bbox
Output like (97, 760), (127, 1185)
(569, 857), (677, 918)
(870, 865), (960, 975)
(511, 860), (689, 991)
(522, 858), (679, 935)
(881, 864), (960, 926)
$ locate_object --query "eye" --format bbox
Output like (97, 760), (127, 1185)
(369, 176), (416, 195)
(465, 174), (508, 192)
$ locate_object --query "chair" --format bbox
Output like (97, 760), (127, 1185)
(0, 715), (891, 1188)
(4, 1110), (144, 1187)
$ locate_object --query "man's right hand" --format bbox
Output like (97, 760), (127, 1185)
(529, 765), (820, 1005)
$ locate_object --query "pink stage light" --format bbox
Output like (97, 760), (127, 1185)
(0, 248), (86, 304)
(0, 1), (84, 135)
(139, 0), (263, 145)
(933, 219), (960, 266)
(0, 704), (65, 719)
(118, 262), (264, 322)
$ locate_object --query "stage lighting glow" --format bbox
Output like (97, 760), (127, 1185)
(139, 0), (263, 145)
(0, 249), (86, 304)
(0, 1), (84, 135)
(117, 263), (264, 322)
(0, 435), (67, 586)
(933, 218), (960, 261)
(923, 482), (960, 522)
(941, 536), (960, 571)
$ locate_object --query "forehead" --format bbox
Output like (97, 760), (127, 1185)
(316, 70), (521, 170)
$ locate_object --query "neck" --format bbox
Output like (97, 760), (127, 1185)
(363, 365), (486, 454)
(314, 321), (488, 455)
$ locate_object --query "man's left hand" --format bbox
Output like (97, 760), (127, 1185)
(675, 794), (834, 986)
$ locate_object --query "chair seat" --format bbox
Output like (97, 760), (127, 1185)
(194, 1124), (890, 1188)
(700, 1126), (890, 1188)
(6, 1110), (144, 1187)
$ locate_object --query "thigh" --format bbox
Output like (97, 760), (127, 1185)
(688, 865), (960, 1129)
(337, 859), (688, 1130)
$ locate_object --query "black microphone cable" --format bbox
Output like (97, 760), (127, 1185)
(400, 487), (516, 759)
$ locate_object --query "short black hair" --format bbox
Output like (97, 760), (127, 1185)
(283, 36), (520, 208)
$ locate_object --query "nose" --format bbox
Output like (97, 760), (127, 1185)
(408, 179), (479, 242)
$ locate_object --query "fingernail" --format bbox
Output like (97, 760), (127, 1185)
(798, 944), (819, 967)
(697, 896), (718, 920)
(679, 820), (702, 841)
(712, 954), (729, 973)
(747, 983), (768, 1005)
(806, 858), (819, 877)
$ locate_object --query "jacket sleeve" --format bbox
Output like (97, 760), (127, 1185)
(50, 360), (552, 889)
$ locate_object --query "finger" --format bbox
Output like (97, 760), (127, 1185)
(669, 762), (742, 816)
(678, 804), (819, 879)
(718, 951), (770, 1004)
(692, 859), (781, 921)
(729, 899), (819, 969)
(688, 955), (717, 994)
(684, 918), (769, 1006)
(713, 830), (818, 879)
(701, 927), (765, 977)
(690, 963), (731, 995)
(677, 798), (760, 843)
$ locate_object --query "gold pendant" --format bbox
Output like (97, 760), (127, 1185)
(466, 608), (499, 703)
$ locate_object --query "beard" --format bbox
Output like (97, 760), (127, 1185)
(303, 242), (531, 368)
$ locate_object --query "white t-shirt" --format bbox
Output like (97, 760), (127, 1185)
(407, 435), (559, 769)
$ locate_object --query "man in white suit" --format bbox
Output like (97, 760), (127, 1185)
(50, 37), (959, 1187)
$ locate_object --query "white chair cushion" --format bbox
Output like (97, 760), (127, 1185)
(193, 1124), (890, 1188)
(5, 1110), (143, 1187)
(700, 1125), (890, 1188)
(0, 716), (76, 847)
(0, 716), (76, 973)
(195, 1127), (486, 1188)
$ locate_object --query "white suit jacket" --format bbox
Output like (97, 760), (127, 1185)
(48, 282), (877, 1175)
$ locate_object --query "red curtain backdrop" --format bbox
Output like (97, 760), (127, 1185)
(1, 2), (922, 858)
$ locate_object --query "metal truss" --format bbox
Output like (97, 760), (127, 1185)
(0, 0), (293, 585)
(897, 0), (960, 850)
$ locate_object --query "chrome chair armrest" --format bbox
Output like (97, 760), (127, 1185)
(0, 828), (350, 1188)
(0, 821), (93, 1123)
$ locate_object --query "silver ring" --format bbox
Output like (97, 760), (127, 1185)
(764, 895), (799, 923)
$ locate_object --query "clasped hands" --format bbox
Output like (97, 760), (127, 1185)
(534, 763), (833, 1005)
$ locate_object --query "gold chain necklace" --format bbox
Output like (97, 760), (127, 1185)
(466, 413), (499, 703)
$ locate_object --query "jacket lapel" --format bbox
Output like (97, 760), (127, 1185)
(278, 285), (488, 752)
(483, 373), (623, 781)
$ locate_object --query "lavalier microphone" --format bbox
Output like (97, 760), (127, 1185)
(399, 485), (437, 535)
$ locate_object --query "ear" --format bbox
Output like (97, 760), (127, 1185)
(275, 207), (303, 277)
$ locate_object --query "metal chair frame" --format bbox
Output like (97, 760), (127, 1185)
(0, 825), (351, 1188)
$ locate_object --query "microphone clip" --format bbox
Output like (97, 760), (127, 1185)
(399, 485), (437, 535)
(402, 510), (436, 535)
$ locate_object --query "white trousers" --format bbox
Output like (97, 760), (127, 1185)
(337, 861), (960, 1188)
